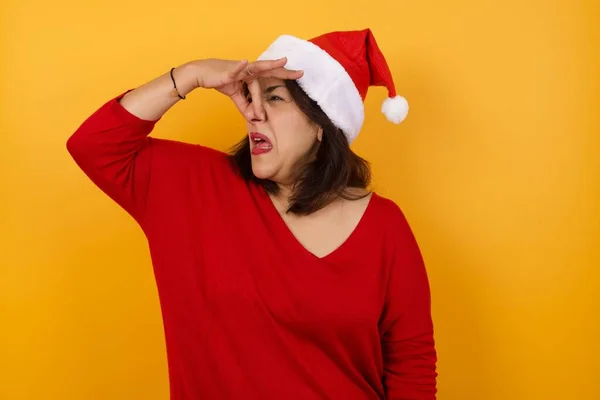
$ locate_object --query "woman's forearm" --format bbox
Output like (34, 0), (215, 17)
(119, 61), (201, 121)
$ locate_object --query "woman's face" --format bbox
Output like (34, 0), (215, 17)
(245, 77), (322, 186)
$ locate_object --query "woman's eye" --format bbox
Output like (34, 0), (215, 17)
(246, 95), (284, 103)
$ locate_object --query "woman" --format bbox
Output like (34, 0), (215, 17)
(67, 28), (437, 399)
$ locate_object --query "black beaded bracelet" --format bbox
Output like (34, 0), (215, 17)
(170, 67), (186, 100)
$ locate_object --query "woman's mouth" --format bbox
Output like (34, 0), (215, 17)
(249, 132), (273, 155)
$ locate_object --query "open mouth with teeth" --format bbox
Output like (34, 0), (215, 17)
(249, 132), (273, 155)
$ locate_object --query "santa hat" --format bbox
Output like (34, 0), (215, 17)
(257, 28), (408, 144)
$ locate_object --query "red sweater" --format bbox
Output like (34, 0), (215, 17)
(67, 92), (437, 399)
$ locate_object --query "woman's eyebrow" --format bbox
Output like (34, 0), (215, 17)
(264, 85), (285, 94)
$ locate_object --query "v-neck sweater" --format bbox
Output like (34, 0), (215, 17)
(66, 92), (438, 399)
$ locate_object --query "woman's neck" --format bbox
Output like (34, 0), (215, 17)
(271, 183), (293, 213)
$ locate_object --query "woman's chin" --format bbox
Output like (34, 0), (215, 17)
(251, 162), (276, 181)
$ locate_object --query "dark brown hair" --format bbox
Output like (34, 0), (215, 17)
(228, 79), (371, 215)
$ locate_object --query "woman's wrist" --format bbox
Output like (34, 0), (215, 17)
(172, 61), (204, 95)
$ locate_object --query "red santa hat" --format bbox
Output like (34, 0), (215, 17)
(257, 28), (408, 144)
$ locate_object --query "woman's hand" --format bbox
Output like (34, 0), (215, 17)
(194, 58), (303, 119)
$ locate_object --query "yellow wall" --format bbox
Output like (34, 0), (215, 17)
(1, 0), (598, 399)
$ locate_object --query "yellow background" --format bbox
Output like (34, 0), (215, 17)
(1, 0), (598, 399)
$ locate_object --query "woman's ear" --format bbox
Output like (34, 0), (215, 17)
(317, 126), (323, 142)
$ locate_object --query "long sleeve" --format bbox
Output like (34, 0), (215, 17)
(66, 91), (159, 225)
(380, 211), (438, 399)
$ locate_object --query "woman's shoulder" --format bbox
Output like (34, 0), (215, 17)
(144, 138), (248, 197)
(369, 191), (405, 217)
(148, 138), (236, 174)
(148, 137), (226, 160)
(368, 191), (416, 234)
(339, 188), (408, 223)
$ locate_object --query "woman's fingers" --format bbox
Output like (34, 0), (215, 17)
(228, 82), (265, 122)
(229, 59), (249, 79)
(247, 57), (288, 74)
(244, 58), (302, 79)
(230, 58), (303, 83)
(229, 90), (251, 118)
(257, 67), (304, 80)
(225, 57), (303, 120)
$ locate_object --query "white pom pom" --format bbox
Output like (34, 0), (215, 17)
(381, 95), (409, 124)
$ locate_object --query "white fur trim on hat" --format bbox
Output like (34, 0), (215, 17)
(257, 35), (365, 144)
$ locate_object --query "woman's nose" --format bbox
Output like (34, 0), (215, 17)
(246, 81), (266, 122)
(248, 107), (265, 123)
(244, 100), (266, 123)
